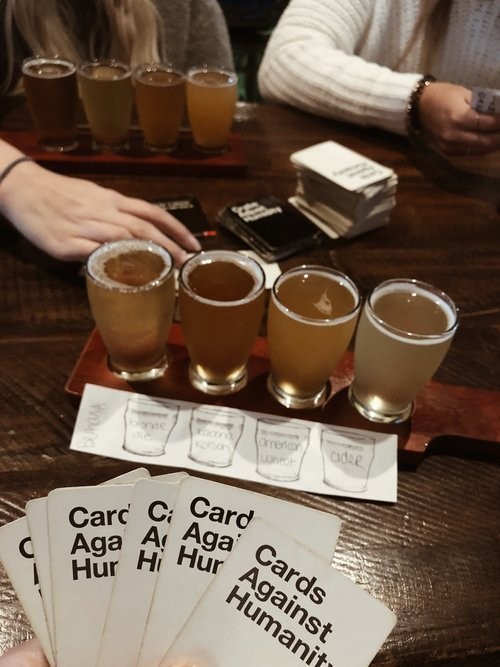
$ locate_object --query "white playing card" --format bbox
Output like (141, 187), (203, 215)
(137, 476), (342, 667)
(0, 517), (55, 666)
(97, 474), (186, 667)
(471, 86), (500, 113)
(47, 483), (135, 667)
(160, 518), (396, 667)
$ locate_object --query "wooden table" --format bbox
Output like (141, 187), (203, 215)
(0, 98), (499, 665)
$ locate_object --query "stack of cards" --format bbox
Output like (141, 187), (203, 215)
(0, 470), (396, 667)
(289, 140), (398, 239)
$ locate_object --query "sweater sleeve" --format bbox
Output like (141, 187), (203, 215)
(257, 0), (422, 136)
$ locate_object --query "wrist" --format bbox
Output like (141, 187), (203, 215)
(406, 74), (436, 138)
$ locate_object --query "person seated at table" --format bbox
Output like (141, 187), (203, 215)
(0, 0), (234, 265)
(257, 0), (500, 157)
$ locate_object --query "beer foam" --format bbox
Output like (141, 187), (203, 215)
(86, 240), (172, 291)
(22, 57), (76, 78)
(367, 281), (458, 343)
(181, 250), (265, 305)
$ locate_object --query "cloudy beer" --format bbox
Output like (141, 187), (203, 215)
(267, 266), (361, 409)
(135, 64), (186, 151)
(85, 240), (175, 380)
(349, 278), (459, 423)
(179, 250), (265, 394)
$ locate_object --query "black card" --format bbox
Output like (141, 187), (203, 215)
(154, 196), (214, 237)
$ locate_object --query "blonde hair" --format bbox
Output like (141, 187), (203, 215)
(3, 0), (165, 93)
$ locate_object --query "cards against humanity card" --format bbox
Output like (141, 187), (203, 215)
(154, 195), (213, 236)
(137, 476), (342, 667)
(0, 517), (55, 666)
(47, 483), (135, 667)
(160, 518), (396, 667)
(471, 86), (500, 113)
(97, 474), (187, 667)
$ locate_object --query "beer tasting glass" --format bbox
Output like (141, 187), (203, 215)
(134, 63), (186, 152)
(78, 59), (133, 151)
(186, 66), (238, 153)
(178, 250), (266, 395)
(85, 239), (175, 381)
(348, 278), (459, 423)
(22, 56), (79, 152)
(267, 265), (361, 409)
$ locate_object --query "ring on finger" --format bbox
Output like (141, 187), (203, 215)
(474, 111), (479, 131)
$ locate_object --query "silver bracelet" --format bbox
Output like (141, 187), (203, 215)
(0, 155), (33, 186)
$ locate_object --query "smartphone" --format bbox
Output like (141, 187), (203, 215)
(217, 194), (324, 262)
(153, 195), (215, 237)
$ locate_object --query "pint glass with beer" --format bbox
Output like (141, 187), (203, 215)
(22, 56), (79, 152)
(186, 66), (238, 153)
(348, 278), (459, 423)
(134, 63), (186, 152)
(178, 250), (265, 395)
(267, 266), (361, 409)
(85, 239), (175, 381)
(78, 59), (133, 151)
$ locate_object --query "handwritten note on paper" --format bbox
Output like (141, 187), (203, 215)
(70, 383), (397, 502)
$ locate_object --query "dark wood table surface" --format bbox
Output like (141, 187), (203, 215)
(0, 98), (499, 665)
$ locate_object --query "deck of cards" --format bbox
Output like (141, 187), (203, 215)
(471, 86), (500, 113)
(289, 140), (398, 240)
(0, 470), (396, 667)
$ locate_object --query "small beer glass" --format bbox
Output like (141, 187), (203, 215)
(134, 63), (186, 152)
(85, 239), (175, 381)
(348, 278), (459, 423)
(78, 59), (133, 151)
(267, 265), (361, 409)
(186, 66), (238, 153)
(178, 250), (265, 395)
(22, 56), (79, 152)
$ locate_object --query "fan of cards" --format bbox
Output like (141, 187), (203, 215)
(0, 469), (397, 667)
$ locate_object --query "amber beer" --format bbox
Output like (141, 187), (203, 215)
(22, 57), (78, 151)
(178, 250), (265, 394)
(349, 279), (459, 423)
(267, 266), (361, 409)
(78, 60), (133, 150)
(85, 240), (175, 381)
(134, 64), (186, 152)
(186, 67), (238, 152)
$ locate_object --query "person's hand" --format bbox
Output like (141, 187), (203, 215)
(0, 158), (201, 266)
(0, 639), (49, 667)
(418, 81), (500, 156)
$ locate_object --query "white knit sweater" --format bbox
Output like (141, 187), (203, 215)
(258, 0), (500, 135)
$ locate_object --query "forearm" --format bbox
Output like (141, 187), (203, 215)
(258, 0), (421, 135)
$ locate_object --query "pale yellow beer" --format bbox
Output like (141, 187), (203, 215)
(78, 60), (133, 151)
(349, 278), (459, 423)
(134, 64), (186, 152)
(178, 250), (265, 394)
(85, 240), (175, 381)
(22, 57), (78, 151)
(186, 67), (238, 153)
(267, 266), (361, 409)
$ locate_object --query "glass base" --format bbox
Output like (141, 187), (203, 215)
(39, 139), (79, 153)
(348, 385), (413, 423)
(267, 374), (327, 409)
(109, 352), (169, 382)
(192, 143), (228, 155)
(189, 365), (247, 395)
(92, 139), (130, 153)
(144, 141), (178, 153)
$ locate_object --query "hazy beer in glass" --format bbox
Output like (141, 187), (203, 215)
(22, 56), (78, 151)
(78, 60), (133, 151)
(349, 278), (459, 423)
(85, 239), (175, 381)
(134, 63), (186, 152)
(186, 66), (238, 153)
(267, 266), (361, 409)
(178, 250), (265, 394)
